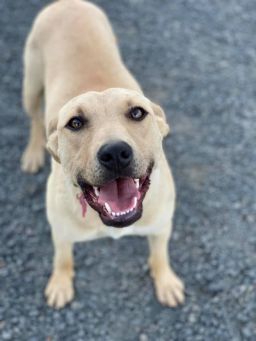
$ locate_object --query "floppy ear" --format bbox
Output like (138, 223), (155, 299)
(46, 118), (60, 163)
(151, 102), (170, 138)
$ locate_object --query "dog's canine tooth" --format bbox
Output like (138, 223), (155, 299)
(134, 197), (138, 208)
(134, 179), (140, 189)
(94, 186), (100, 196)
(104, 202), (111, 214)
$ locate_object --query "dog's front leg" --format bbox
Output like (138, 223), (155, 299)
(45, 240), (74, 309)
(148, 232), (185, 307)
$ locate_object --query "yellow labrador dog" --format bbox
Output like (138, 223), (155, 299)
(21, 0), (184, 309)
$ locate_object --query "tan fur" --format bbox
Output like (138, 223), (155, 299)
(22, 0), (184, 309)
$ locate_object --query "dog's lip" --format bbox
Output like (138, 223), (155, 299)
(77, 167), (152, 228)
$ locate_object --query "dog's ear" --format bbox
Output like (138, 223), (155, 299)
(151, 102), (170, 138)
(46, 118), (60, 163)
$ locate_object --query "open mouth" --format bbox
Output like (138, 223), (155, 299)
(77, 168), (152, 228)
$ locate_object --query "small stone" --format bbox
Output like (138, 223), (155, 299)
(139, 333), (148, 341)
(2, 331), (12, 340)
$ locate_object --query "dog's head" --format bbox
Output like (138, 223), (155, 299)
(47, 88), (169, 227)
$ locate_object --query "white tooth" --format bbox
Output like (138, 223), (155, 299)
(116, 212), (120, 216)
(135, 179), (140, 189)
(112, 212), (116, 216)
(104, 202), (111, 214)
(94, 187), (100, 196)
(134, 197), (138, 208)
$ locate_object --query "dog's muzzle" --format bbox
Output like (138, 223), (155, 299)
(76, 140), (153, 228)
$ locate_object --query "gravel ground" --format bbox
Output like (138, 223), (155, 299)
(1, 0), (256, 340)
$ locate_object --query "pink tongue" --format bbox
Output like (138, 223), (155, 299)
(98, 178), (139, 212)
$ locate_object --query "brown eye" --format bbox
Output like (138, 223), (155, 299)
(66, 116), (84, 131)
(128, 107), (148, 121)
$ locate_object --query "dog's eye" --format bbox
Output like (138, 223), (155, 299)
(66, 116), (84, 131)
(128, 107), (148, 121)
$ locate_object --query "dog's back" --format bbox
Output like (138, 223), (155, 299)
(21, 0), (140, 173)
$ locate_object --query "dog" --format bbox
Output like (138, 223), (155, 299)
(21, 0), (185, 309)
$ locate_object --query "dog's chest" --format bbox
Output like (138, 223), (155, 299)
(102, 224), (160, 239)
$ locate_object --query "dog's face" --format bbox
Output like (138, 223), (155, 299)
(47, 88), (169, 227)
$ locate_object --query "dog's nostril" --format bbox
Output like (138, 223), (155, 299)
(100, 153), (112, 162)
(120, 150), (130, 159)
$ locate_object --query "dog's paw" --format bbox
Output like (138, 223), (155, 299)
(21, 145), (45, 173)
(45, 273), (74, 309)
(154, 270), (185, 308)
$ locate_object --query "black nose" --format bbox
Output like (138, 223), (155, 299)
(97, 141), (133, 172)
